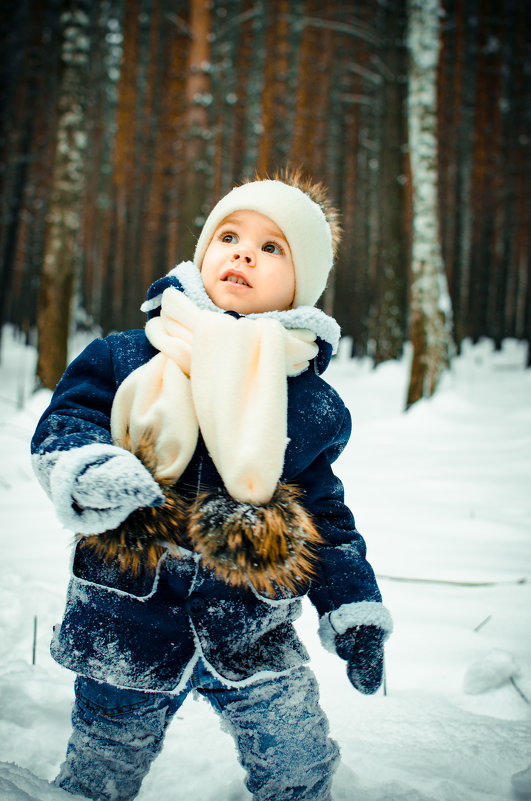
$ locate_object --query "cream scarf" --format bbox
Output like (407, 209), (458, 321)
(111, 287), (318, 504)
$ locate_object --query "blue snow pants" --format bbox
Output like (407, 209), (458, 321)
(55, 659), (340, 801)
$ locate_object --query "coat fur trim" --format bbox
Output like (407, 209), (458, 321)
(187, 484), (324, 598)
(80, 435), (323, 594)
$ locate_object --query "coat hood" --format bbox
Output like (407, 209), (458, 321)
(141, 262), (340, 375)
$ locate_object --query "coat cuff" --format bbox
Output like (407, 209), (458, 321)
(318, 601), (393, 654)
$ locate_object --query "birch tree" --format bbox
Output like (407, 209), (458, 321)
(406, 0), (452, 408)
(36, 0), (92, 389)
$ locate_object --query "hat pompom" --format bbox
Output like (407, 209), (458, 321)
(267, 166), (342, 256)
(187, 483), (324, 598)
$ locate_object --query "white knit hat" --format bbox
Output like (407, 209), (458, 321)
(193, 180), (334, 308)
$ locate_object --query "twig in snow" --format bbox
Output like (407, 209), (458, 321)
(474, 615), (492, 632)
(32, 616), (37, 665)
(510, 676), (530, 705)
(377, 574), (526, 587)
(17, 344), (28, 409)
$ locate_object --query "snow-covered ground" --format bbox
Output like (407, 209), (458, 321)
(0, 326), (530, 801)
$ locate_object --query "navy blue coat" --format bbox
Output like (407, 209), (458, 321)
(31, 271), (387, 692)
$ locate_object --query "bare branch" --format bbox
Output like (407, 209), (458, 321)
(279, 14), (381, 46)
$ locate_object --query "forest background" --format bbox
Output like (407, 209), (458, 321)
(1, 0), (530, 405)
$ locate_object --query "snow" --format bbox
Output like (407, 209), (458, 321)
(1, 326), (530, 801)
(463, 649), (521, 695)
(513, 765), (531, 798)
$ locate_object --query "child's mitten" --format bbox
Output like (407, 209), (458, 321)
(335, 625), (385, 694)
(50, 445), (165, 536)
(72, 450), (164, 517)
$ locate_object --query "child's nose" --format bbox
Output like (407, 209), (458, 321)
(231, 247), (255, 265)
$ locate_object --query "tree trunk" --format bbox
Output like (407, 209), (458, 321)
(36, 0), (91, 389)
(406, 0), (452, 408)
(255, 0), (290, 174)
(180, 0), (212, 256)
(110, 0), (140, 332)
(370, 0), (409, 364)
(140, 0), (188, 279)
(80, 1), (116, 325)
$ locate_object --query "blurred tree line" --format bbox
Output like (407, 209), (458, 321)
(1, 0), (530, 393)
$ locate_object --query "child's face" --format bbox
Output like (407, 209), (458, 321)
(200, 210), (296, 314)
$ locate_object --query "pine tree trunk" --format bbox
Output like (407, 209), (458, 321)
(180, 0), (212, 256)
(370, 0), (409, 364)
(255, 0), (290, 174)
(406, 0), (452, 408)
(111, 0), (140, 332)
(140, 0), (187, 279)
(36, 0), (91, 389)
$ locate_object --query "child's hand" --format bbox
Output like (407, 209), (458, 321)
(70, 450), (164, 531)
(335, 625), (385, 694)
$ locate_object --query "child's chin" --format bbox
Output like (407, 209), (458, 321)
(215, 293), (255, 315)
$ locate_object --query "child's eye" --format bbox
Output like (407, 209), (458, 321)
(220, 232), (238, 244)
(262, 242), (283, 255)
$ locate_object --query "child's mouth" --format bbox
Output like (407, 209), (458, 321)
(223, 273), (251, 287)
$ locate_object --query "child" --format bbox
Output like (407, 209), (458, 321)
(31, 171), (392, 801)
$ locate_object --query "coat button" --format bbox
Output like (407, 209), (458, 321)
(185, 593), (207, 617)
